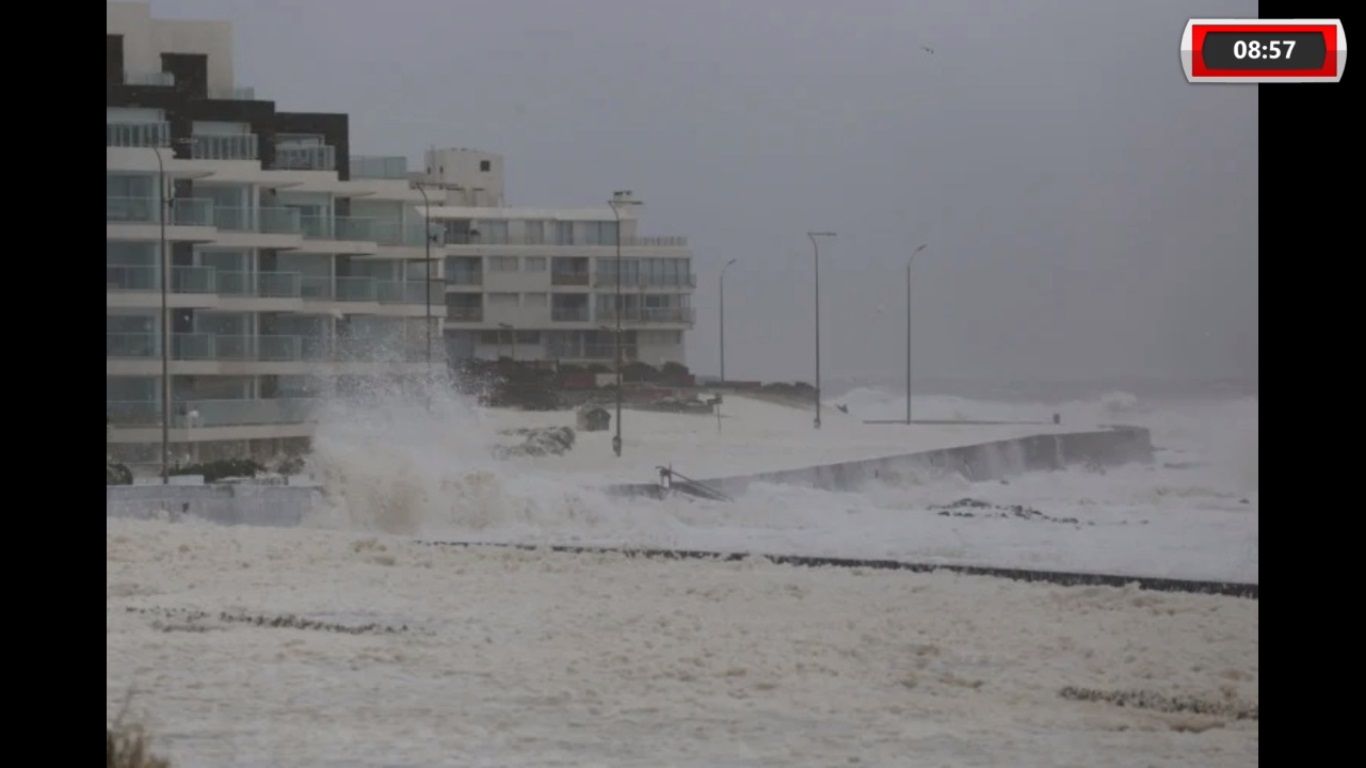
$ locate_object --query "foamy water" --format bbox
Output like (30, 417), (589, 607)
(297, 382), (1258, 583)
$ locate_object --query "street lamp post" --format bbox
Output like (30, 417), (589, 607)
(152, 138), (194, 485)
(609, 191), (642, 457)
(414, 182), (436, 375)
(907, 243), (927, 425)
(807, 232), (835, 429)
(719, 258), (736, 383)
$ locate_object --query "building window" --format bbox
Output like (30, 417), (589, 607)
(488, 293), (519, 307)
(556, 221), (575, 245)
(478, 220), (509, 244)
(489, 256), (519, 272)
(524, 221), (544, 245)
(480, 160), (491, 172)
(516, 331), (539, 345)
(523, 293), (548, 308)
(524, 257), (547, 272)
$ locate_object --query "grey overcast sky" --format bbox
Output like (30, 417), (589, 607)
(148, 0), (1258, 387)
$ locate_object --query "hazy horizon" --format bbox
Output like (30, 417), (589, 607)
(145, 0), (1259, 388)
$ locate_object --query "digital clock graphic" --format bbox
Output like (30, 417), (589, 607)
(1181, 19), (1346, 83)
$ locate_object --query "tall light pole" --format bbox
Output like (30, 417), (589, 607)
(609, 191), (642, 457)
(413, 182), (436, 374)
(719, 258), (736, 383)
(807, 232), (835, 429)
(907, 243), (927, 425)
(152, 137), (194, 485)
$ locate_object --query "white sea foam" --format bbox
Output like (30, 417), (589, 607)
(295, 380), (1257, 582)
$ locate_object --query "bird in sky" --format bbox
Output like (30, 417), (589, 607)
(921, 45), (935, 54)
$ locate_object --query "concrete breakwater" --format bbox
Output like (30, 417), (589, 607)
(108, 427), (1152, 522)
(607, 426), (1154, 499)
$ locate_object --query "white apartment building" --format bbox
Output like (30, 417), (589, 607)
(419, 148), (695, 368)
(106, 3), (693, 469)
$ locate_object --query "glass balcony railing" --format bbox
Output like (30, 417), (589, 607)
(107, 398), (320, 428)
(106, 265), (156, 291)
(107, 121), (169, 147)
(350, 155), (409, 179)
(445, 270), (482, 286)
(170, 266), (216, 293)
(551, 306), (591, 322)
(106, 266), (219, 293)
(258, 272), (303, 298)
(180, 398), (318, 427)
(258, 335), (303, 361)
(259, 207), (302, 234)
(371, 220), (441, 247)
(551, 272), (591, 286)
(106, 197), (157, 223)
(211, 207), (302, 234)
(171, 198), (214, 227)
(107, 333), (430, 365)
(299, 215), (333, 240)
(300, 216), (383, 242)
(300, 276), (333, 300)
(107, 333), (157, 358)
(336, 276), (378, 302)
(593, 272), (697, 288)
(191, 133), (259, 161)
(596, 307), (696, 324)
(274, 145), (336, 171)
(336, 217), (386, 242)
(106, 197), (214, 226)
(446, 307), (483, 322)
(377, 281), (442, 305)
(106, 400), (161, 426)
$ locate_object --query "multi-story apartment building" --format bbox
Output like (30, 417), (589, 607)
(106, 3), (693, 469)
(419, 148), (695, 368)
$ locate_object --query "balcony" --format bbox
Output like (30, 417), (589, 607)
(212, 206), (302, 234)
(371, 220), (442, 247)
(445, 307), (483, 322)
(170, 333), (310, 362)
(191, 133), (259, 161)
(350, 155), (409, 179)
(214, 271), (303, 298)
(106, 197), (214, 227)
(336, 276), (378, 302)
(299, 215), (384, 242)
(107, 333), (158, 358)
(107, 121), (169, 148)
(378, 281), (442, 305)
(445, 270), (483, 286)
(596, 307), (696, 325)
(551, 271), (591, 286)
(274, 145), (337, 172)
(106, 265), (220, 293)
(551, 306), (590, 322)
(592, 272), (697, 288)
(107, 398), (319, 428)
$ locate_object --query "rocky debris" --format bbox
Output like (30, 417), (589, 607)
(577, 405), (611, 431)
(931, 498), (1089, 526)
(494, 426), (577, 458)
(126, 606), (410, 636)
(1059, 685), (1258, 721)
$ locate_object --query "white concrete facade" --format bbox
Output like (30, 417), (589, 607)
(108, 2), (694, 469)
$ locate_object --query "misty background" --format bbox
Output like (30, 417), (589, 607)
(147, 0), (1258, 394)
